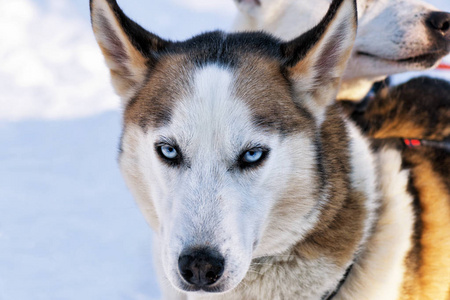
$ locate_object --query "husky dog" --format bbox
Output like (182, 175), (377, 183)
(341, 76), (450, 299)
(233, 0), (450, 100)
(90, 0), (449, 299)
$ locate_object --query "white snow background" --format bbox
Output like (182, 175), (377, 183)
(0, 0), (449, 299)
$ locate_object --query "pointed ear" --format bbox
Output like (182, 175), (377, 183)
(234, 0), (262, 14)
(90, 0), (170, 102)
(281, 0), (357, 120)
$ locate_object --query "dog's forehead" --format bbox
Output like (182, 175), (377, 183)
(124, 31), (313, 135)
(158, 65), (271, 157)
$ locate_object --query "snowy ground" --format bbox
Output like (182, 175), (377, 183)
(0, 112), (160, 300)
(1, 0), (449, 299)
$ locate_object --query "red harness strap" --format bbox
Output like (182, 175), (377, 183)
(437, 63), (450, 70)
(403, 138), (450, 152)
(404, 139), (422, 148)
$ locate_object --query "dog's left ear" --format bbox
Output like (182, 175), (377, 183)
(90, 0), (170, 102)
(281, 0), (357, 120)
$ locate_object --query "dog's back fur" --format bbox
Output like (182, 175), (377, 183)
(90, 0), (450, 298)
(342, 77), (450, 299)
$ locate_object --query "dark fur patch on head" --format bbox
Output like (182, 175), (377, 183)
(124, 31), (307, 131)
(110, 0), (356, 131)
(233, 54), (315, 134)
(125, 55), (195, 129)
(167, 31), (285, 69)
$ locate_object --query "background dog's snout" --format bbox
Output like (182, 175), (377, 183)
(178, 248), (225, 287)
(426, 11), (450, 35)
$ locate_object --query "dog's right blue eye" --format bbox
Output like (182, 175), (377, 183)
(243, 150), (263, 163)
(160, 145), (178, 159)
(238, 147), (270, 170)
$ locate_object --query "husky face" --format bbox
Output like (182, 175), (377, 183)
(91, 0), (358, 295)
(233, 0), (450, 98)
(121, 63), (319, 293)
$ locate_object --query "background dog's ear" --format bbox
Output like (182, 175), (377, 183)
(90, 0), (170, 102)
(233, 0), (262, 14)
(281, 0), (357, 121)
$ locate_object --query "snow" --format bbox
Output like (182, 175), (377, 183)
(0, 0), (119, 122)
(1, 0), (449, 299)
(0, 112), (160, 300)
(0, 0), (237, 122)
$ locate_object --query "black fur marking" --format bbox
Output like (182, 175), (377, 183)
(313, 132), (327, 196)
(93, 0), (358, 134)
(345, 77), (450, 140)
(322, 264), (354, 300)
(401, 157), (424, 275)
(90, 0), (171, 61)
(165, 31), (285, 69)
(93, 0), (357, 135)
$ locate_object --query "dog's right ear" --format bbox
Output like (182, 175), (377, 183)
(280, 0), (357, 122)
(90, 0), (170, 102)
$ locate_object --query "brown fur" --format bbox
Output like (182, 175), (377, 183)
(234, 55), (367, 267)
(92, 0), (402, 298)
(344, 77), (450, 299)
(345, 77), (450, 141)
(400, 149), (450, 300)
(125, 55), (195, 129)
(233, 54), (315, 134)
(296, 105), (366, 267)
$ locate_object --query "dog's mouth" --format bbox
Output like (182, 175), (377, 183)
(177, 282), (227, 294)
(356, 51), (445, 66)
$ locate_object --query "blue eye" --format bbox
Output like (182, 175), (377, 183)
(243, 149), (263, 163)
(238, 147), (269, 170)
(160, 145), (178, 160)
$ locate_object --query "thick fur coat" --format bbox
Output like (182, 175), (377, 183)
(90, 0), (450, 298)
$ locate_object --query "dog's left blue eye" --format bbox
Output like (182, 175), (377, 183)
(243, 150), (263, 163)
(160, 145), (178, 159)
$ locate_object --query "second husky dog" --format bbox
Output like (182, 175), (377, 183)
(90, 0), (450, 299)
(233, 0), (450, 101)
(341, 76), (450, 299)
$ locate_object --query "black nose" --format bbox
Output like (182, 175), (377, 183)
(178, 247), (225, 287)
(426, 11), (450, 35)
